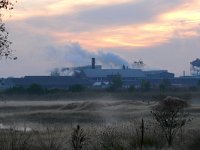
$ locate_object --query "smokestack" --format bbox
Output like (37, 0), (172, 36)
(92, 58), (95, 69)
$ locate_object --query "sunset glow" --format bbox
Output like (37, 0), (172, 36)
(1, 0), (200, 76)
(5, 0), (199, 50)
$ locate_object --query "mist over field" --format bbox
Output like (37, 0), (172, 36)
(0, 95), (199, 149)
(0, 96), (199, 129)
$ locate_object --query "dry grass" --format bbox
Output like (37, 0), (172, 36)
(0, 122), (199, 150)
(0, 100), (199, 126)
(0, 98), (199, 149)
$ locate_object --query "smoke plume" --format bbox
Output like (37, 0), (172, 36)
(45, 43), (129, 71)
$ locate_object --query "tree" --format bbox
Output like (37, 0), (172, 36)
(0, 0), (16, 10)
(0, 0), (17, 59)
(151, 96), (190, 146)
(110, 75), (123, 90)
(197, 80), (200, 89)
(27, 84), (45, 95)
(141, 80), (151, 92)
(0, 23), (12, 58)
(159, 83), (166, 92)
(68, 84), (85, 92)
(5, 86), (26, 94)
(128, 85), (135, 92)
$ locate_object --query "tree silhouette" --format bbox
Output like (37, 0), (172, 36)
(108, 75), (123, 91)
(151, 96), (190, 146)
(0, 0), (16, 10)
(0, 0), (17, 59)
(141, 80), (151, 92)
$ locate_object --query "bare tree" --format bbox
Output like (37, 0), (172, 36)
(0, 0), (16, 10)
(0, 0), (17, 59)
(0, 22), (12, 58)
(151, 96), (190, 146)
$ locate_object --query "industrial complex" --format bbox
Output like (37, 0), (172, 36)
(1, 58), (200, 90)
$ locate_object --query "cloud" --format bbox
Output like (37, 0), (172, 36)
(23, 0), (187, 32)
(10, 0), (133, 20)
(12, 0), (197, 51)
(45, 42), (129, 69)
(1, 0), (200, 77)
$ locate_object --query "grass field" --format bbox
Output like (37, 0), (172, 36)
(0, 98), (199, 128)
(0, 97), (200, 150)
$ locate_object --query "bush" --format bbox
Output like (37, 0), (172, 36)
(98, 126), (125, 150)
(5, 86), (26, 95)
(129, 120), (165, 150)
(34, 126), (65, 150)
(0, 127), (32, 150)
(71, 125), (88, 150)
(128, 85), (135, 92)
(68, 84), (85, 92)
(161, 79), (171, 92)
(27, 84), (45, 95)
(151, 96), (190, 146)
(187, 131), (200, 150)
(141, 80), (151, 92)
(110, 75), (123, 90)
(189, 86), (198, 92)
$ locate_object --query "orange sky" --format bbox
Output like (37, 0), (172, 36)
(4, 0), (199, 50)
(1, 0), (200, 76)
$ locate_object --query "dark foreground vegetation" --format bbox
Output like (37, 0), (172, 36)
(1, 122), (200, 150)
(2, 83), (200, 101)
(0, 97), (199, 150)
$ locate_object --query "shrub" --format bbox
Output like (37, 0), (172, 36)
(71, 125), (88, 150)
(27, 84), (45, 95)
(34, 126), (64, 150)
(0, 127), (32, 150)
(141, 80), (151, 92)
(187, 131), (200, 150)
(129, 120), (165, 150)
(68, 84), (85, 92)
(110, 75), (123, 90)
(5, 86), (26, 95)
(151, 96), (190, 146)
(128, 85), (135, 92)
(98, 126), (126, 150)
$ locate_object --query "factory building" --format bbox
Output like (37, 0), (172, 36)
(1, 58), (200, 90)
(79, 58), (175, 88)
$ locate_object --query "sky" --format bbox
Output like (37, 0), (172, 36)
(1, 0), (200, 77)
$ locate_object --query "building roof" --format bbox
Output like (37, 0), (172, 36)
(144, 70), (174, 79)
(144, 70), (168, 74)
(83, 69), (146, 78)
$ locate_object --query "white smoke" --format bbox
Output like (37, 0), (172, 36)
(45, 43), (129, 72)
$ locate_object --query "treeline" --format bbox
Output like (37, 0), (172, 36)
(109, 76), (200, 92)
(2, 78), (200, 100)
(3, 84), (86, 95)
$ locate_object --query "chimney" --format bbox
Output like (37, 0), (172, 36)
(92, 58), (95, 69)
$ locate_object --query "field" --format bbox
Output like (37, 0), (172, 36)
(0, 98), (200, 126)
(0, 96), (200, 150)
